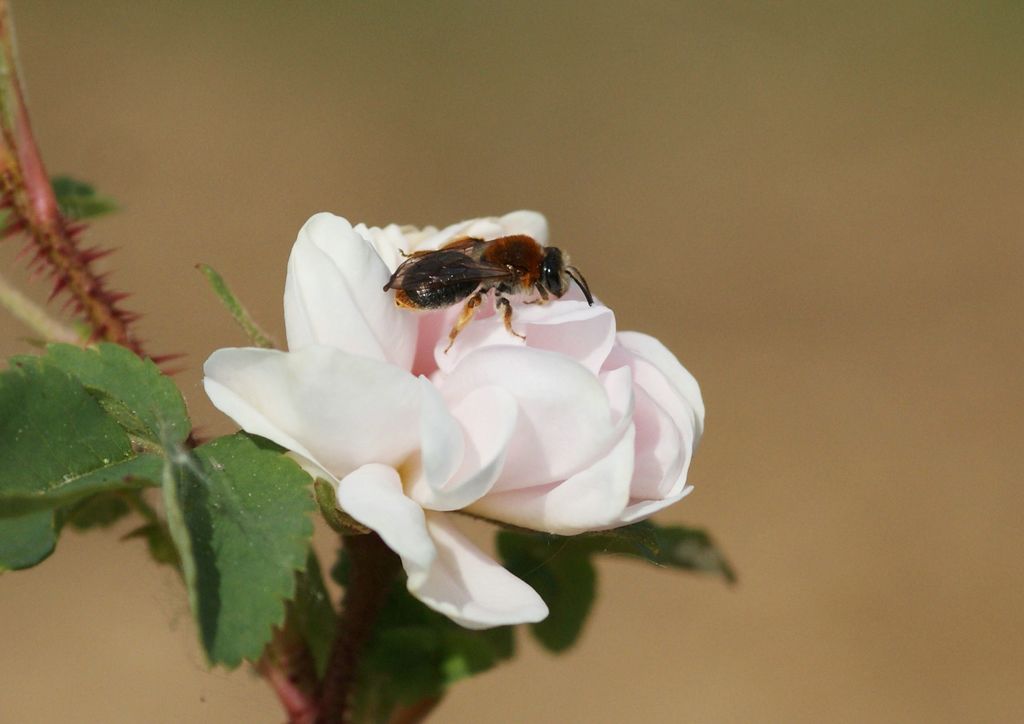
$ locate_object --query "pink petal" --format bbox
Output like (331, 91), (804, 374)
(438, 298), (616, 375)
(437, 346), (618, 491)
(616, 331), (704, 443)
(203, 346), (423, 478)
(408, 385), (518, 511)
(470, 424), (636, 535)
(601, 364), (636, 439)
(410, 515), (548, 629)
(629, 385), (686, 500)
(284, 213), (417, 369)
(411, 309), (449, 377)
(603, 332), (704, 525)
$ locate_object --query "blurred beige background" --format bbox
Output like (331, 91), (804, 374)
(1, 2), (1021, 722)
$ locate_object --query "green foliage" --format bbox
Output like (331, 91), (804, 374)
(497, 521), (734, 654)
(0, 334), (734, 711)
(578, 521), (737, 583)
(41, 343), (190, 447)
(314, 477), (369, 534)
(0, 344), (192, 570)
(64, 492), (131, 530)
(496, 533), (596, 653)
(122, 521), (180, 568)
(0, 355), (163, 518)
(197, 264), (275, 349)
(0, 511), (56, 572)
(51, 175), (117, 220)
(351, 569), (515, 723)
(161, 432), (315, 668)
(290, 550), (336, 677)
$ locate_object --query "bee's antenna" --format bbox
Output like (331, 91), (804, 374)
(566, 266), (594, 306)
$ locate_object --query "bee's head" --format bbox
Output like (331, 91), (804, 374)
(540, 246), (594, 305)
(540, 247), (568, 297)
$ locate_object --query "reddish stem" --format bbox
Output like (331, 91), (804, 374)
(258, 645), (320, 724)
(387, 697), (441, 724)
(0, 0), (144, 355)
(317, 533), (400, 724)
(0, 5), (318, 719)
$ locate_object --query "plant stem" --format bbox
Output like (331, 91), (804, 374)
(387, 697), (441, 724)
(259, 626), (320, 724)
(0, 6), (325, 722)
(317, 533), (399, 724)
(0, 8), (317, 721)
(0, 0), (144, 356)
(0, 268), (78, 342)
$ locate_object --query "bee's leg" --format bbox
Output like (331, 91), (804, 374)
(399, 248), (433, 259)
(496, 295), (526, 340)
(524, 283), (549, 305)
(444, 291), (484, 353)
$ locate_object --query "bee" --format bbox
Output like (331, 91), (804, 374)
(383, 234), (594, 351)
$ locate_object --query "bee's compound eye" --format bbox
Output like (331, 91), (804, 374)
(541, 247), (568, 296)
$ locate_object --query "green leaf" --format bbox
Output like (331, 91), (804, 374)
(370, 578), (515, 688)
(51, 175), (117, 220)
(440, 625), (514, 685)
(314, 477), (369, 534)
(162, 432), (315, 668)
(354, 575), (515, 723)
(496, 532), (596, 653)
(0, 511), (56, 571)
(197, 264), (275, 349)
(64, 491), (131, 530)
(39, 343), (190, 447)
(290, 550), (336, 677)
(580, 519), (661, 556)
(122, 521), (180, 568)
(496, 522), (734, 654)
(0, 348), (180, 567)
(0, 455), (161, 517)
(577, 521), (737, 583)
(0, 357), (161, 518)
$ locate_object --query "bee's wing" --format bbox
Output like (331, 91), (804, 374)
(385, 249), (512, 291)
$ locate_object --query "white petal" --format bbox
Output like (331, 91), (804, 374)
(409, 515), (548, 629)
(286, 452), (335, 484)
(416, 218), (491, 251)
(415, 210), (549, 251)
(408, 385), (518, 511)
(617, 331), (704, 443)
(284, 212), (417, 369)
(498, 210), (549, 244)
(437, 346), (617, 490)
(203, 346), (422, 478)
(419, 376), (464, 494)
(335, 464), (436, 582)
(618, 485), (695, 525)
(471, 424), (636, 535)
(399, 224), (441, 252)
(352, 222), (410, 273)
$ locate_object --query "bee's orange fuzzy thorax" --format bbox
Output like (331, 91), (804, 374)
(479, 235), (543, 291)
